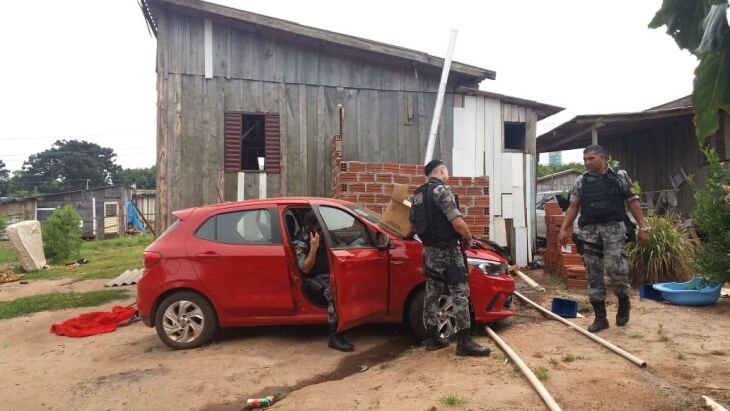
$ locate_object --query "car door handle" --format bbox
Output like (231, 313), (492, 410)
(196, 251), (220, 259)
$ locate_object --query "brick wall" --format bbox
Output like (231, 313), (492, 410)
(331, 135), (490, 236)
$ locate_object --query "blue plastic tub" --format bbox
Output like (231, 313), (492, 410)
(639, 284), (664, 301)
(652, 277), (722, 306)
(551, 297), (578, 318)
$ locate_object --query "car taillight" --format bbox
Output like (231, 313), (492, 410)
(144, 251), (161, 269)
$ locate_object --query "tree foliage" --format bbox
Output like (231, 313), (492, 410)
(42, 205), (82, 263)
(0, 159), (9, 197)
(17, 140), (122, 194)
(537, 162), (585, 178)
(650, 1), (730, 143)
(118, 166), (156, 189)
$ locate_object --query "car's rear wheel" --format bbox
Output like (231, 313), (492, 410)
(408, 289), (459, 341)
(154, 291), (217, 349)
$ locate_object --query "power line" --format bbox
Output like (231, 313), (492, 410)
(0, 131), (149, 142)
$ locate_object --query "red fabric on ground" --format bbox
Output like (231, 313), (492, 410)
(50, 306), (137, 337)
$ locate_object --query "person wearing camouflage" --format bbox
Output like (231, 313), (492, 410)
(558, 145), (650, 333)
(409, 159), (490, 357)
(293, 211), (353, 352)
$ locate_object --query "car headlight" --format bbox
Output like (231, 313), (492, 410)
(466, 257), (509, 277)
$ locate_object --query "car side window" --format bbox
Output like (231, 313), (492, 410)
(196, 209), (274, 244)
(319, 206), (374, 249)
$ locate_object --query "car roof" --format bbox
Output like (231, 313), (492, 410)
(173, 197), (358, 216)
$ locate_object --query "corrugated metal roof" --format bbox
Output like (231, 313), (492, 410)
(106, 269), (143, 287)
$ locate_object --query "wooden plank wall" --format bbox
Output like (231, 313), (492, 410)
(155, 11), (459, 228)
(600, 114), (719, 215)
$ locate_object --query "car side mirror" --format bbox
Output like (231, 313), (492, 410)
(375, 232), (391, 250)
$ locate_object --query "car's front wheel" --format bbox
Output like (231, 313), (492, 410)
(154, 291), (217, 349)
(408, 289), (459, 341)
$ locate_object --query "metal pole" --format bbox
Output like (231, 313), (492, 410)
(514, 291), (647, 368)
(485, 326), (562, 411)
(424, 29), (458, 164)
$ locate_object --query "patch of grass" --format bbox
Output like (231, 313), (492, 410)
(532, 367), (549, 381)
(0, 290), (131, 319)
(548, 358), (559, 367)
(439, 395), (466, 406)
(0, 245), (15, 265)
(561, 353), (576, 363)
(20, 234), (153, 281)
(657, 322), (664, 336)
(629, 332), (645, 339)
(551, 276), (567, 291)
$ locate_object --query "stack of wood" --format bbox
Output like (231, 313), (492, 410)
(543, 202), (588, 288)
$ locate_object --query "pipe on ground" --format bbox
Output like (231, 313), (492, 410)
(514, 291), (647, 368)
(485, 326), (562, 411)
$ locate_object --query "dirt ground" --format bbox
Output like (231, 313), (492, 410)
(1, 270), (728, 411)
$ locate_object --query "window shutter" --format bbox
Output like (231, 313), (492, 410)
(264, 114), (281, 173)
(224, 112), (242, 172)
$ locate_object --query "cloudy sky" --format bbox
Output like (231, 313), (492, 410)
(0, 0), (697, 172)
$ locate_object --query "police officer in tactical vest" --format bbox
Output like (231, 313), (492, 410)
(409, 159), (491, 356)
(558, 145), (650, 333)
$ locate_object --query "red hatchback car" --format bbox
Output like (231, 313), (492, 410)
(137, 198), (515, 349)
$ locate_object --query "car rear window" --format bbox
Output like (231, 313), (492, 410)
(195, 208), (281, 245)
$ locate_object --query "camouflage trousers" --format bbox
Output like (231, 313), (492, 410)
(579, 221), (631, 302)
(322, 279), (339, 332)
(422, 246), (471, 333)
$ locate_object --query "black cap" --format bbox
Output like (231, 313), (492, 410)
(424, 159), (445, 176)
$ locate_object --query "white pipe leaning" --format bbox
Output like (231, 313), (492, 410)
(514, 291), (647, 368)
(485, 326), (562, 411)
(424, 29), (457, 164)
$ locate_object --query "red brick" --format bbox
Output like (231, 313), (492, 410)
(382, 185), (394, 194)
(366, 163), (383, 172)
(340, 195), (358, 203)
(466, 186), (483, 196)
(339, 162), (348, 172)
(340, 172), (358, 183)
(375, 193), (391, 204)
(348, 183), (365, 193)
(474, 176), (489, 186)
(399, 164), (420, 175)
(460, 196), (474, 207)
(474, 196), (488, 206)
(358, 173), (375, 183)
(452, 187), (467, 196)
(411, 175), (426, 185)
(348, 162), (366, 172)
(394, 174), (410, 184)
(382, 162), (399, 173)
(462, 216), (475, 225)
(365, 184), (382, 193)
(473, 216), (489, 225)
(358, 193), (375, 203)
(375, 173), (393, 183)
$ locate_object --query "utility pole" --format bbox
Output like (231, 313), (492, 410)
(86, 179), (90, 190)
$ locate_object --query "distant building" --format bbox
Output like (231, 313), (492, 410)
(548, 152), (562, 166)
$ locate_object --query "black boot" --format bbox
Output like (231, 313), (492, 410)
(588, 301), (609, 333)
(616, 297), (630, 326)
(328, 333), (354, 352)
(455, 329), (490, 357)
(423, 327), (450, 351)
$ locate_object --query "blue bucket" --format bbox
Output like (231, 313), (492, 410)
(652, 277), (722, 306)
(551, 298), (578, 318)
(639, 284), (664, 301)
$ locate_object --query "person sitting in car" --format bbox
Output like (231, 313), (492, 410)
(292, 211), (354, 352)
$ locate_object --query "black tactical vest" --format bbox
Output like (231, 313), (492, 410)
(412, 179), (460, 248)
(578, 172), (626, 227)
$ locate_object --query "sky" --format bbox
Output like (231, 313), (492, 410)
(0, 0), (698, 173)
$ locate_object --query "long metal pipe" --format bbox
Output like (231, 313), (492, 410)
(485, 326), (562, 411)
(424, 30), (457, 164)
(514, 291), (647, 368)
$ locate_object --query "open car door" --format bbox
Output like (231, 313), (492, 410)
(315, 205), (389, 332)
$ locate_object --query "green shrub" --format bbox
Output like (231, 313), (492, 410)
(42, 205), (82, 263)
(692, 147), (730, 284)
(0, 214), (7, 235)
(626, 213), (698, 285)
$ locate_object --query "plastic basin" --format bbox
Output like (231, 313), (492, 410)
(551, 297), (578, 318)
(652, 277), (722, 306)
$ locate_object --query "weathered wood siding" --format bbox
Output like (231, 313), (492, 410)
(155, 11), (460, 229)
(536, 172), (581, 193)
(601, 112), (730, 215)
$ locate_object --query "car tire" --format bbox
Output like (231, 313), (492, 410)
(408, 289), (427, 341)
(408, 288), (468, 341)
(154, 291), (217, 350)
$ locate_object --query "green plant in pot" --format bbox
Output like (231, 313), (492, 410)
(626, 213), (698, 285)
(556, 189), (571, 211)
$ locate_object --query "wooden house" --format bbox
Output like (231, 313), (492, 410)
(141, 0), (563, 264)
